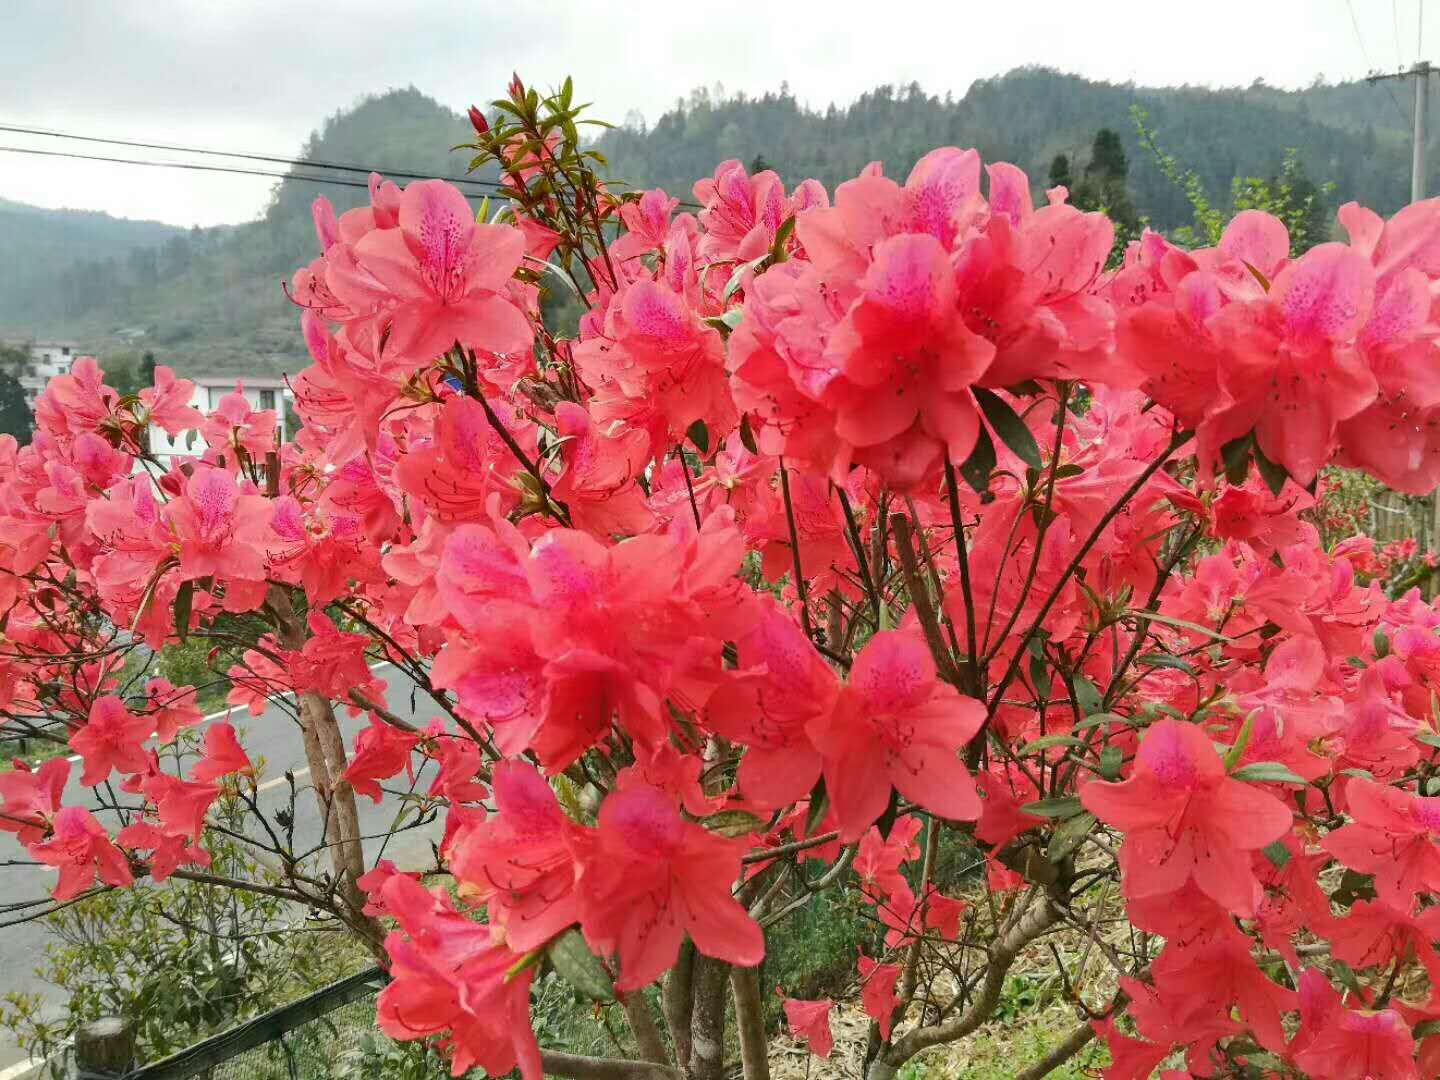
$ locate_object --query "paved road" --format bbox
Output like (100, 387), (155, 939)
(0, 663), (447, 1071)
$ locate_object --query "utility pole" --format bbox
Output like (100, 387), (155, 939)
(1368, 21), (1440, 573)
(1366, 59), (1433, 203)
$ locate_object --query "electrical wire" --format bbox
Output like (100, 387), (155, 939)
(1349, 0), (1412, 123)
(0, 121), (503, 191)
(0, 144), (377, 190)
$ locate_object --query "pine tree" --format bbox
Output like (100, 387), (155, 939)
(1048, 153), (1074, 191)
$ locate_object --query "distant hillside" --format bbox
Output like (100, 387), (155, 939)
(596, 68), (1413, 231)
(0, 199), (186, 330)
(0, 87), (491, 374)
(0, 70), (1425, 378)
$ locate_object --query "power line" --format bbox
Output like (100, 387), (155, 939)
(1349, 0), (1411, 122)
(0, 121), (708, 216)
(0, 144), (377, 190)
(0, 121), (506, 192)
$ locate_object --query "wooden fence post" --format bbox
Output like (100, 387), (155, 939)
(74, 1017), (135, 1078)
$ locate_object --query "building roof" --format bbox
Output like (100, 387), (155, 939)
(190, 375), (289, 388)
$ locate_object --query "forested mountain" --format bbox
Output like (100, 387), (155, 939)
(0, 200), (185, 328)
(0, 69), (1424, 377)
(0, 88), (488, 372)
(598, 68), (1412, 231)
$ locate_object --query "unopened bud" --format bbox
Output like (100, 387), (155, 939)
(468, 105), (489, 136)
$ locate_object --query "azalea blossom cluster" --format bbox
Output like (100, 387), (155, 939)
(7, 76), (1440, 1080)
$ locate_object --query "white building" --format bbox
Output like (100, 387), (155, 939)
(148, 375), (292, 463)
(4, 339), (82, 407)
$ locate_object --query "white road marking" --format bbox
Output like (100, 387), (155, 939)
(256, 765), (312, 794)
(0, 1056), (44, 1080)
(58, 661), (396, 766)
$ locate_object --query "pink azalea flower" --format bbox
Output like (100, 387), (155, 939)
(349, 179), (532, 362)
(574, 780), (763, 991)
(857, 954), (902, 1039)
(0, 757), (69, 844)
(69, 695), (154, 787)
(190, 722), (253, 783)
(146, 678), (204, 744)
(343, 716), (419, 804)
(809, 631), (985, 842)
(162, 467), (274, 584)
(1323, 777), (1440, 914)
(447, 760), (581, 953)
(31, 806), (134, 900)
(375, 875), (542, 1079)
(782, 995), (835, 1058)
(1080, 718), (1293, 917)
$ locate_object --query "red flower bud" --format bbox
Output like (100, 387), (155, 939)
(467, 105), (489, 136)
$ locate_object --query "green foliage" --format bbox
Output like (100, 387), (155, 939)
(155, 634), (229, 713)
(1069, 128), (1141, 262)
(0, 343), (34, 443)
(1134, 106), (1335, 254)
(0, 795), (371, 1069)
(1047, 153), (1073, 191)
(334, 1028), (453, 1080)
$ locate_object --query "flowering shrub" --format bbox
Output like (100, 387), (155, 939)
(6, 75), (1440, 1079)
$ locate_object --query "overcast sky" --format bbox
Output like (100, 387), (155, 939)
(0, 0), (1430, 227)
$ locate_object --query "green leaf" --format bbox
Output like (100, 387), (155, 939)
(1099, 745), (1123, 780)
(1261, 839), (1291, 869)
(1047, 811), (1096, 862)
(1230, 761), (1307, 786)
(1017, 734), (1087, 757)
(1136, 653), (1196, 675)
(1131, 610), (1233, 642)
(722, 255), (768, 303)
(769, 215), (797, 262)
(1020, 795), (1084, 819)
(1252, 439), (1289, 496)
(1072, 675), (1104, 717)
(703, 309), (745, 337)
(958, 423), (997, 495)
(1415, 730), (1440, 750)
(738, 414), (759, 455)
(1053, 463), (1085, 480)
(702, 809), (765, 838)
(547, 929), (614, 1001)
(1332, 868), (1377, 906)
(1073, 711), (1131, 731)
(686, 419), (710, 455)
(1220, 433), (1253, 486)
(1223, 708), (1259, 771)
(876, 786), (901, 839)
(174, 579), (194, 644)
(1028, 651), (1052, 698)
(973, 387), (1043, 470)
(805, 775), (829, 836)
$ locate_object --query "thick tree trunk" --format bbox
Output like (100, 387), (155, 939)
(662, 940), (696, 1069)
(729, 965), (771, 1080)
(686, 956), (731, 1080)
(273, 593), (380, 949)
(622, 991), (672, 1066)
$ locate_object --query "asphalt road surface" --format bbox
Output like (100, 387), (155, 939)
(0, 663), (446, 1072)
